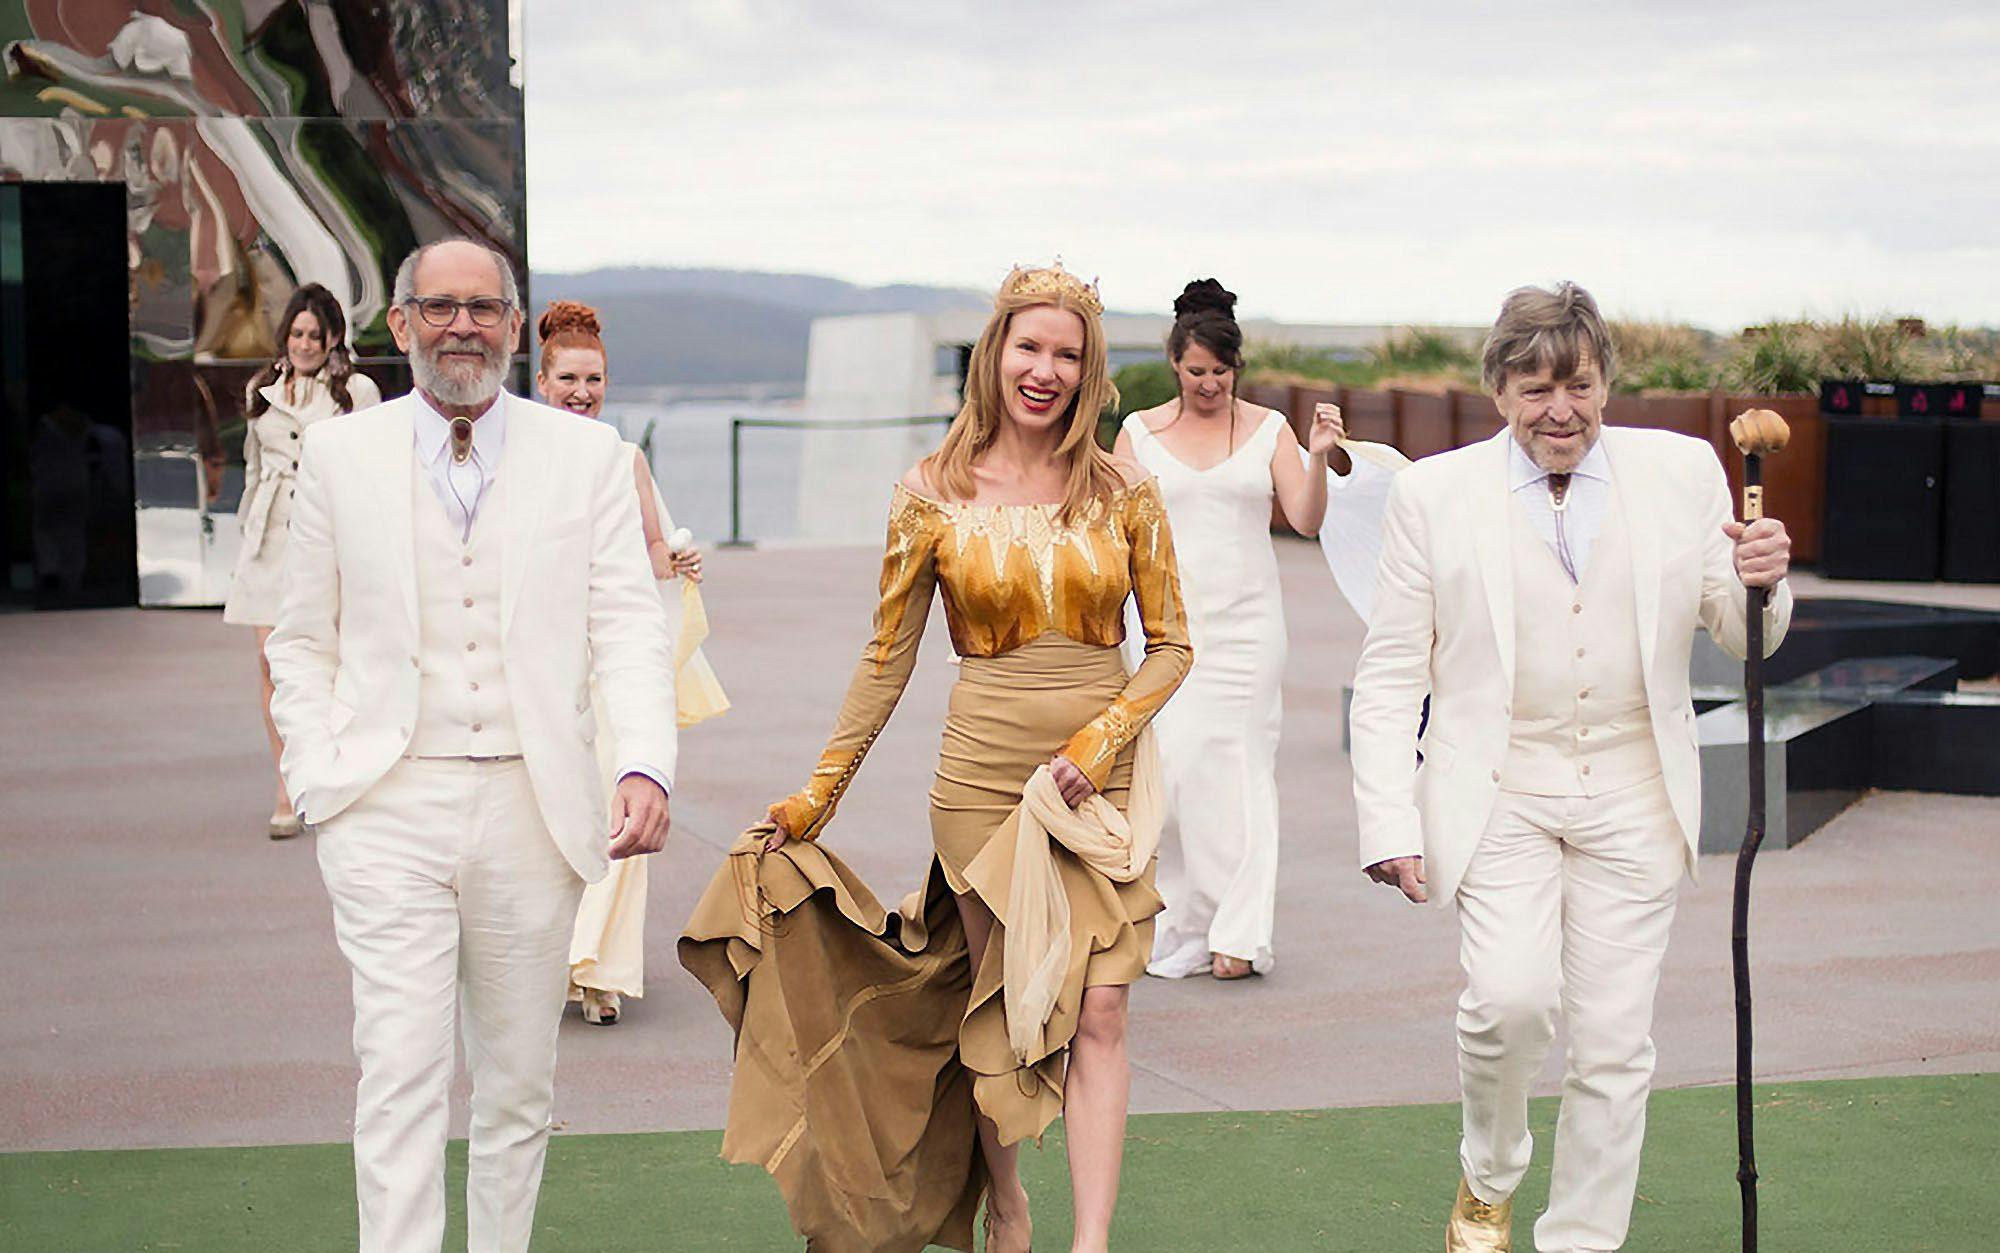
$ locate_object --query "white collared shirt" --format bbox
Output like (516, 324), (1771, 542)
(1508, 433), (1611, 580)
(413, 392), (505, 537)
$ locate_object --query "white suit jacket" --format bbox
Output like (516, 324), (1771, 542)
(265, 390), (677, 882)
(1348, 428), (1793, 903)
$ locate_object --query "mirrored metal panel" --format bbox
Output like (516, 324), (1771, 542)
(0, 1), (525, 608)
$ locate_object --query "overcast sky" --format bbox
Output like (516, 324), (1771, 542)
(520, 0), (2000, 329)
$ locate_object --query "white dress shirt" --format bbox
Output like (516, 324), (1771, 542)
(410, 392), (670, 798)
(413, 394), (503, 537)
(1508, 434), (1612, 582)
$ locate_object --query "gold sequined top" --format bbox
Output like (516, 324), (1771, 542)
(770, 478), (1193, 840)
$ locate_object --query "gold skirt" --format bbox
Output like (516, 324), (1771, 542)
(679, 634), (1162, 1252)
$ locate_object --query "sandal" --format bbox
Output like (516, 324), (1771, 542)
(580, 988), (621, 1026)
(1211, 953), (1257, 981)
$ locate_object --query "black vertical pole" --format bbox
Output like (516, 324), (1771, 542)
(728, 417), (743, 548)
(1732, 451), (1766, 1252)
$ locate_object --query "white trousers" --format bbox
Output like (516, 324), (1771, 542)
(1454, 775), (1684, 1253)
(318, 757), (584, 1253)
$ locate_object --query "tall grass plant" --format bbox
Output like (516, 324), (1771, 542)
(1723, 321), (1823, 394)
(1609, 320), (1718, 393)
(1819, 315), (1921, 381)
(1368, 327), (1479, 385)
(1219, 315), (1990, 406)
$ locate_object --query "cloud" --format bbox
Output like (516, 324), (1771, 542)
(523, 0), (2000, 327)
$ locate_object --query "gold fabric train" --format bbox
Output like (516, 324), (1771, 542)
(679, 839), (984, 1253)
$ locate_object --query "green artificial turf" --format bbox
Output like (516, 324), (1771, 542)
(2, 1074), (1988, 1251)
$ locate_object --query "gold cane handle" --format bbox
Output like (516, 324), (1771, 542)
(1731, 409), (1789, 521)
(1731, 409), (1790, 457)
(1728, 414), (1792, 458)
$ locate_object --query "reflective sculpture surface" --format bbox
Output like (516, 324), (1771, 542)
(0, 1), (524, 606)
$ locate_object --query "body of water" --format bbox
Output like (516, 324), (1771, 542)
(604, 393), (806, 546)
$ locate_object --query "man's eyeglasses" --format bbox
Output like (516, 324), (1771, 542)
(406, 296), (514, 328)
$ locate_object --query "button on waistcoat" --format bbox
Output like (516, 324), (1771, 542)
(1499, 491), (1660, 796)
(407, 461), (521, 757)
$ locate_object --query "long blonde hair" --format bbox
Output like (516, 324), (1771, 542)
(921, 271), (1123, 524)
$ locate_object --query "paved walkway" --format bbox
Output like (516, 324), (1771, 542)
(2, 542), (1994, 1152)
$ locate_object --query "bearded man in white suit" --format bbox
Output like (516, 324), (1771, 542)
(266, 238), (676, 1252)
(1349, 282), (1793, 1252)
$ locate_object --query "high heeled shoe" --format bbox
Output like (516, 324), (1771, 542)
(268, 811), (301, 840)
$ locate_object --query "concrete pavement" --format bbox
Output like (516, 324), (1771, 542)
(2, 541), (1993, 1152)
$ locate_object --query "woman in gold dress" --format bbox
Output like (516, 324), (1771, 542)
(682, 264), (1191, 1253)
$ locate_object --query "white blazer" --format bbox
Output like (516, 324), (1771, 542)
(265, 390), (677, 882)
(1349, 428), (1793, 903)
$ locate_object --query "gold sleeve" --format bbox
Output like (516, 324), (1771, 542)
(768, 487), (938, 840)
(1058, 477), (1194, 788)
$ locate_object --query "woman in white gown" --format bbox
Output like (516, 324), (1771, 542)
(536, 300), (730, 1024)
(1114, 279), (1347, 980)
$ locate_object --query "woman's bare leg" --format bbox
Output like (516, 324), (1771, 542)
(255, 627), (292, 815)
(954, 889), (1031, 1251)
(1065, 984), (1130, 1252)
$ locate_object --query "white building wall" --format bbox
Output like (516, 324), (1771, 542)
(796, 315), (953, 545)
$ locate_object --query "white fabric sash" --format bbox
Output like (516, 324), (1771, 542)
(1314, 439), (1412, 626)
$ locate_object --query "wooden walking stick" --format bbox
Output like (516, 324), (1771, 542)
(1728, 408), (1789, 1252)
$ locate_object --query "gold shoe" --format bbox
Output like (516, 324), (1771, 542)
(268, 812), (301, 840)
(1445, 1177), (1512, 1252)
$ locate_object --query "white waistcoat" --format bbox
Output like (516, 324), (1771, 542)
(407, 462), (522, 758)
(1499, 491), (1661, 797)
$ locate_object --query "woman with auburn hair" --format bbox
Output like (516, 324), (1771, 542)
(534, 299), (728, 1027)
(1115, 278), (1348, 982)
(682, 263), (1192, 1253)
(224, 282), (381, 839)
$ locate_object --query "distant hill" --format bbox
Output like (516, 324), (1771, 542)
(528, 267), (989, 385)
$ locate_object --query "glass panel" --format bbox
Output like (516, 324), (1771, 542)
(0, 183), (136, 609)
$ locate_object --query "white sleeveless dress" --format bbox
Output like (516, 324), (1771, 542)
(1125, 410), (1287, 976)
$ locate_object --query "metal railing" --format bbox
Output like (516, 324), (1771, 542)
(726, 413), (952, 546)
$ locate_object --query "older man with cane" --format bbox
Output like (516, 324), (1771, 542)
(267, 238), (677, 1252)
(1349, 281), (1792, 1251)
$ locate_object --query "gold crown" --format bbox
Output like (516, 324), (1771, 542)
(1000, 259), (1102, 316)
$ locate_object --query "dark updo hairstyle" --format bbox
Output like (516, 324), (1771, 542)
(1156, 279), (1245, 437)
(248, 282), (358, 416)
(1168, 278), (1244, 372)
